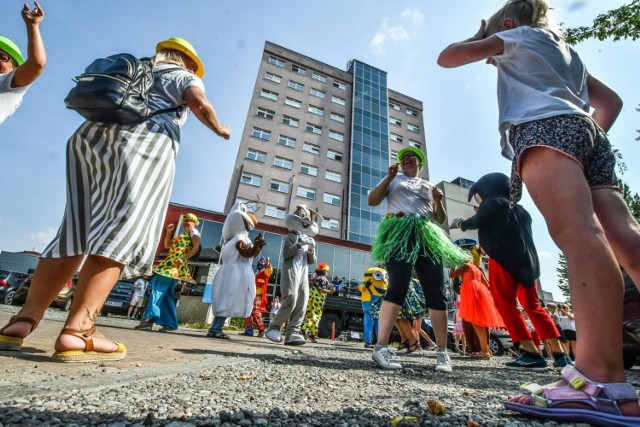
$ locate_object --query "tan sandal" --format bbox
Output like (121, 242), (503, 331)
(51, 326), (126, 363)
(0, 316), (39, 351)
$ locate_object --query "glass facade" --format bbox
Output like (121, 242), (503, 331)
(347, 61), (389, 244)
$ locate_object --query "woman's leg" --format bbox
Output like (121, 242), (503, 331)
(2, 256), (84, 338)
(55, 255), (123, 352)
(376, 257), (411, 346)
(472, 324), (489, 355)
(511, 147), (639, 415)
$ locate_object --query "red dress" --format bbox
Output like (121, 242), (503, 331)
(458, 263), (504, 328)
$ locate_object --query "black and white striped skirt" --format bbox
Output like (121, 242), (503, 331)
(42, 121), (177, 279)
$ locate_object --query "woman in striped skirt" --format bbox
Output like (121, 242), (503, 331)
(0, 37), (230, 362)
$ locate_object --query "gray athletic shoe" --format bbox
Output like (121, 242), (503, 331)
(435, 350), (452, 373)
(372, 346), (403, 370)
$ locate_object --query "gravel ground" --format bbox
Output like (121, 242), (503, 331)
(0, 306), (638, 427)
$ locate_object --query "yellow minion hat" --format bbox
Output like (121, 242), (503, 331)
(156, 37), (204, 78)
(182, 213), (200, 225)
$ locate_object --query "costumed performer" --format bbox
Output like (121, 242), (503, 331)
(207, 201), (265, 339)
(301, 262), (334, 342)
(240, 256), (273, 337)
(368, 145), (470, 371)
(136, 213), (201, 332)
(265, 205), (319, 346)
(359, 267), (389, 348)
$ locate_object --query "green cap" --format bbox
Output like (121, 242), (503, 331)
(396, 146), (426, 167)
(0, 36), (24, 66)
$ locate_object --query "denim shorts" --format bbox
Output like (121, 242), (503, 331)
(509, 114), (619, 205)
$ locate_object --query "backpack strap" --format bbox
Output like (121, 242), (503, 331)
(142, 57), (188, 119)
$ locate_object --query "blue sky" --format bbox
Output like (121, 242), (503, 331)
(1, 0), (638, 302)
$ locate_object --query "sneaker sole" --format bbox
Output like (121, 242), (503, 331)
(505, 365), (549, 371)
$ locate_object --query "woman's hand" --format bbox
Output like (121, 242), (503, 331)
(432, 186), (444, 203)
(22, 1), (44, 26)
(388, 163), (399, 179)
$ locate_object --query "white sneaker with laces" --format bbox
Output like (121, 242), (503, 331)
(372, 346), (403, 370)
(435, 350), (452, 373)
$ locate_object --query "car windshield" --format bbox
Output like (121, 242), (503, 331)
(0, 270), (9, 280)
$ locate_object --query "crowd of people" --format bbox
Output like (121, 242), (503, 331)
(1, 0), (639, 424)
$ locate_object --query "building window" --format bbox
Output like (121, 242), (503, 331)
(390, 133), (403, 143)
(241, 172), (262, 187)
(270, 179), (290, 193)
(333, 80), (347, 90)
(323, 193), (341, 206)
(288, 80), (304, 91)
(325, 170), (342, 183)
(291, 64), (306, 76)
(329, 130), (344, 142)
(246, 148), (266, 163)
(256, 107), (275, 120)
(408, 123), (420, 133)
(330, 112), (345, 123)
(236, 198), (258, 213)
(308, 105), (324, 116)
(260, 89), (278, 101)
(389, 101), (401, 111)
(409, 140), (421, 149)
(251, 127), (271, 141)
(332, 95), (346, 106)
(282, 115), (299, 128)
(274, 156), (293, 170)
(303, 142), (320, 155)
(297, 186), (316, 200)
(327, 149), (343, 161)
(265, 204), (286, 219)
(264, 71), (282, 84)
(268, 56), (284, 67)
(406, 108), (418, 117)
(284, 97), (301, 109)
(312, 72), (327, 83)
(300, 163), (318, 176)
(310, 88), (325, 99)
(278, 135), (296, 148)
(390, 116), (402, 126)
(390, 149), (398, 164)
(321, 218), (340, 231)
(306, 123), (322, 135)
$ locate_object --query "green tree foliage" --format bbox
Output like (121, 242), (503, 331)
(565, 0), (640, 44)
(620, 180), (640, 221)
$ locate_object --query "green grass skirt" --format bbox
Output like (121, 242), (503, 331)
(371, 215), (471, 267)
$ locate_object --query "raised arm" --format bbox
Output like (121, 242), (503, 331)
(184, 86), (231, 139)
(12, 1), (46, 88)
(437, 20), (504, 68)
(587, 74), (623, 133)
(368, 164), (398, 206)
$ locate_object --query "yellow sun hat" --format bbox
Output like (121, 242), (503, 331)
(396, 146), (426, 167)
(182, 213), (200, 225)
(0, 36), (24, 66)
(156, 37), (204, 78)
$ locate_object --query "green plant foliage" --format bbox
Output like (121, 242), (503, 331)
(565, 0), (640, 44)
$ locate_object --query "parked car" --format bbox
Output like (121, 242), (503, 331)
(100, 280), (136, 317)
(0, 270), (29, 305)
(622, 268), (639, 369)
(13, 275), (77, 311)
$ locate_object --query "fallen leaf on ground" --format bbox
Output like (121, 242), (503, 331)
(427, 399), (446, 415)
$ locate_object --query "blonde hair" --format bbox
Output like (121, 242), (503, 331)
(154, 49), (189, 71)
(485, 0), (559, 37)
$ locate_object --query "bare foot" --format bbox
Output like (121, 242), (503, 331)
(54, 328), (120, 353)
(508, 379), (640, 417)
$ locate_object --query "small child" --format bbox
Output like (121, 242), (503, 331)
(438, 0), (640, 423)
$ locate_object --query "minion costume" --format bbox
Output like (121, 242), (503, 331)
(302, 263), (333, 341)
(359, 267), (389, 346)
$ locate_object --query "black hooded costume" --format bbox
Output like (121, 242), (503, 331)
(459, 173), (539, 288)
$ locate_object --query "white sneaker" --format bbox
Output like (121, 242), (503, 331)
(435, 350), (452, 373)
(265, 327), (282, 343)
(372, 346), (403, 370)
(427, 343), (438, 351)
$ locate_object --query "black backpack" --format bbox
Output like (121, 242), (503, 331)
(64, 53), (182, 125)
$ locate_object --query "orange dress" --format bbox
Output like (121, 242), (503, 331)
(458, 263), (504, 328)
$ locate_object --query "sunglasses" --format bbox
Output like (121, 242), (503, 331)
(0, 53), (12, 63)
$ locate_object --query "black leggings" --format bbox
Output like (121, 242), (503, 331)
(384, 252), (447, 310)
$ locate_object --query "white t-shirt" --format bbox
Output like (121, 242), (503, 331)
(133, 278), (149, 297)
(493, 26), (590, 160)
(384, 173), (435, 219)
(0, 69), (30, 125)
(147, 63), (206, 141)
